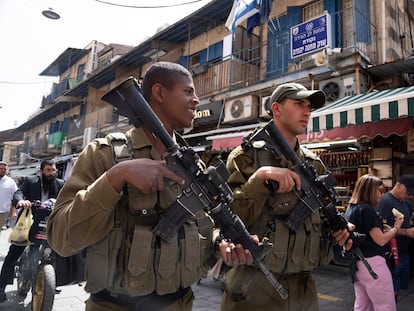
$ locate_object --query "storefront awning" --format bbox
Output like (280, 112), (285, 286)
(301, 86), (414, 143)
(9, 167), (39, 178)
(311, 86), (414, 131)
(207, 131), (252, 150)
(299, 117), (413, 143)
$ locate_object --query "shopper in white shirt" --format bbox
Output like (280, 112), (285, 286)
(0, 161), (18, 232)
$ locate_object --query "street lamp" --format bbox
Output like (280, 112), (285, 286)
(41, 8), (60, 20)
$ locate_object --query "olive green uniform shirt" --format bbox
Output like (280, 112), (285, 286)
(47, 127), (215, 298)
(221, 137), (330, 311)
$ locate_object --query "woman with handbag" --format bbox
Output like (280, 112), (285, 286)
(344, 174), (404, 311)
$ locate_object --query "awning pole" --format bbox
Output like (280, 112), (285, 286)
(355, 65), (361, 94)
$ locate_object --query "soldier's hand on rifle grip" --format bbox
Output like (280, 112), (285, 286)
(219, 236), (259, 266)
(107, 158), (185, 194)
(256, 166), (301, 193)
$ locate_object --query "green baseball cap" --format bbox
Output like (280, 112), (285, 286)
(266, 82), (326, 115)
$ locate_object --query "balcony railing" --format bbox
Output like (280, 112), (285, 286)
(24, 137), (49, 156)
(23, 6), (381, 158)
(193, 56), (261, 98)
(192, 6), (378, 98)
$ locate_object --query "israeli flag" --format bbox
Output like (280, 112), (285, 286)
(225, 0), (260, 33)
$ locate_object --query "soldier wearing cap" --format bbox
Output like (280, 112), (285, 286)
(220, 82), (351, 311)
(378, 174), (414, 302)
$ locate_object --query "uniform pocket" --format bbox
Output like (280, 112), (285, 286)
(264, 219), (289, 274)
(126, 225), (156, 296)
(85, 227), (123, 292)
(156, 237), (180, 295)
(180, 222), (201, 288)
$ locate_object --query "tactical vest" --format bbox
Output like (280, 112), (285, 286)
(231, 136), (332, 274)
(84, 131), (216, 297)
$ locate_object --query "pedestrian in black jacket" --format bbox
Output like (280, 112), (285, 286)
(0, 159), (64, 303)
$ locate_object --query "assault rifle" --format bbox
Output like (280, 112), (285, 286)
(102, 77), (289, 299)
(246, 120), (378, 280)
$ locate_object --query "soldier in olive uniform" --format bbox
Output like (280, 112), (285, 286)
(221, 83), (351, 311)
(47, 62), (253, 311)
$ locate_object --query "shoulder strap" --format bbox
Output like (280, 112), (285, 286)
(174, 131), (188, 147)
(105, 132), (132, 163)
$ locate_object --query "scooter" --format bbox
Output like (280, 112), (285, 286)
(15, 199), (56, 311)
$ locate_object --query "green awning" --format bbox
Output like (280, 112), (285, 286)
(309, 86), (414, 132)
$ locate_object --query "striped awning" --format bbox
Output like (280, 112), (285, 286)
(207, 131), (252, 150)
(301, 86), (414, 143)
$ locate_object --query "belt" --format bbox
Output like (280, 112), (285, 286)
(91, 287), (189, 311)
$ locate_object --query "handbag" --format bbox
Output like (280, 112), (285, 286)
(8, 208), (34, 246)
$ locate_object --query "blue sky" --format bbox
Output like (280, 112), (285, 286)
(0, 0), (213, 131)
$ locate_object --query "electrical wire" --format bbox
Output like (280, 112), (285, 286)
(94, 0), (204, 9)
(0, 80), (56, 85)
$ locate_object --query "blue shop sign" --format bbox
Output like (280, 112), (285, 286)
(290, 13), (331, 59)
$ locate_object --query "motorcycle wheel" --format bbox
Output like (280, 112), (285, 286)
(16, 255), (31, 297)
(31, 264), (56, 311)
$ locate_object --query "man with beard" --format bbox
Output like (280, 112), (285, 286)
(0, 159), (64, 303)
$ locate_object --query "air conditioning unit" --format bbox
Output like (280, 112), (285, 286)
(314, 51), (328, 66)
(83, 127), (98, 147)
(259, 96), (272, 120)
(299, 51), (329, 69)
(319, 73), (369, 102)
(191, 65), (207, 76)
(223, 95), (259, 123)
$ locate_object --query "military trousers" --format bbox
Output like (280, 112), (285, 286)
(220, 267), (319, 311)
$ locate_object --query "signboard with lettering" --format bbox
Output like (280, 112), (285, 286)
(290, 13), (331, 59)
(192, 101), (223, 128)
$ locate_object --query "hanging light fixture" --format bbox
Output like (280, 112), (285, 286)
(41, 8), (60, 20)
